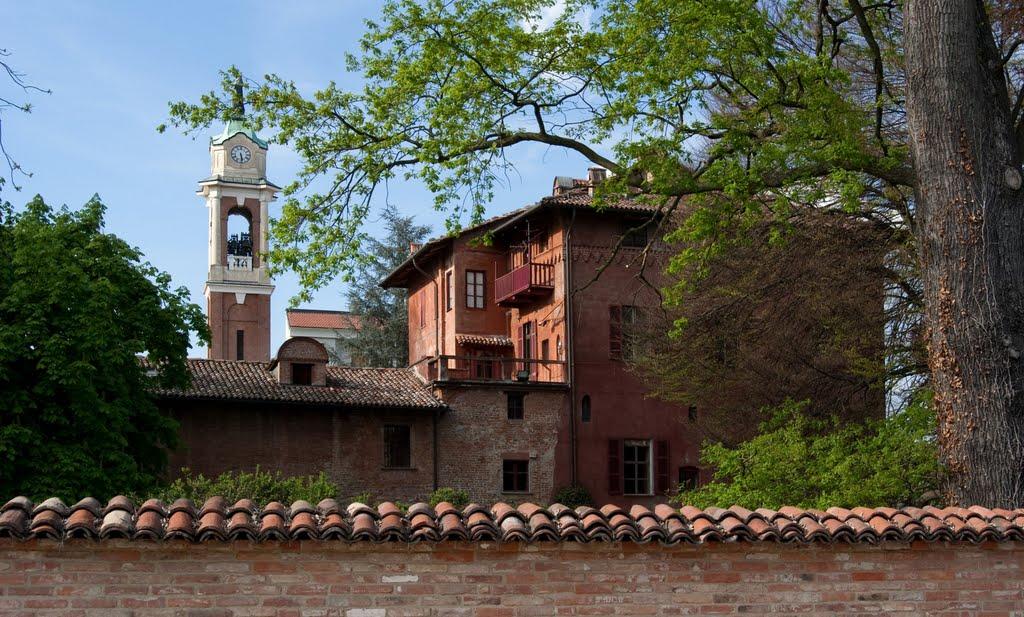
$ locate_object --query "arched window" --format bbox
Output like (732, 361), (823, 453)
(226, 207), (254, 270)
(581, 394), (591, 423)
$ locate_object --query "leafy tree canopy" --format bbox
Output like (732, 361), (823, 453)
(675, 397), (942, 509)
(161, 0), (931, 298)
(343, 205), (430, 367)
(0, 196), (207, 501)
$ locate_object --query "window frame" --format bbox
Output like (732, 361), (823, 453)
(502, 459), (530, 493)
(506, 392), (525, 421)
(382, 424), (412, 469)
(620, 223), (648, 249)
(465, 270), (486, 309)
(679, 466), (700, 491)
(445, 270), (453, 312)
(622, 439), (652, 496)
(292, 363), (313, 385)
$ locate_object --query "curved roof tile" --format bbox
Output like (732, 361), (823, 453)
(2, 497), (1023, 544)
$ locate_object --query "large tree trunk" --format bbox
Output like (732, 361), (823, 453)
(905, 0), (1024, 506)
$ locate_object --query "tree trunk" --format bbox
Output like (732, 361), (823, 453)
(905, 0), (1024, 505)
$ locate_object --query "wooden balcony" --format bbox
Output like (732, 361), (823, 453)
(494, 261), (555, 306)
(422, 355), (567, 384)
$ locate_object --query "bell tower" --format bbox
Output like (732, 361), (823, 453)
(197, 80), (278, 362)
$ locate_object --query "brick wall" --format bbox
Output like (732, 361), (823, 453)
(0, 539), (1020, 615)
(435, 387), (566, 504)
(169, 402), (436, 503)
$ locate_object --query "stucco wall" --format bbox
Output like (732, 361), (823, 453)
(0, 539), (1018, 615)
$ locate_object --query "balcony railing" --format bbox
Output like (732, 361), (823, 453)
(227, 254), (253, 270)
(494, 260), (554, 305)
(420, 355), (566, 384)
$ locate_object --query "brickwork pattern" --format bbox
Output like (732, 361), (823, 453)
(435, 388), (566, 504)
(0, 540), (1020, 615)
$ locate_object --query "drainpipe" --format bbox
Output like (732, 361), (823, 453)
(564, 208), (578, 486)
(432, 408), (439, 491)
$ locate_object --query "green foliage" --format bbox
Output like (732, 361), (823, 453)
(675, 397), (943, 510)
(552, 485), (593, 509)
(428, 487), (470, 509)
(349, 491), (374, 505)
(343, 205), (430, 366)
(164, 0), (912, 302)
(0, 196), (207, 502)
(152, 468), (338, 505)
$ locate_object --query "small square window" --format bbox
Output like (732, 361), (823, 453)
(621, 223), (648, 248)
(679, 466), (700, 491)
(292, 363), (313, 385)
(507, 393), (524, 420)
(503, 460), (529, 492)
(383, 425), (411, 468)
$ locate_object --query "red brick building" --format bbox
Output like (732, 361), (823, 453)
(381, 168), (699, 505)
(167, 113), (878, 507)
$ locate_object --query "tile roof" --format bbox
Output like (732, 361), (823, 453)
(3, 497), (1021, 544)
(286, 309), (362, 330)
(153, 359), (443, 409)
(456, 334), (515, 347)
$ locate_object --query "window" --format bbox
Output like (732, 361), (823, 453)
(466, 270), (485, 309)
(502, 460), (529, 492)
(581, 395), (591, 423)
(623, 440), (651, 495)
(383, 425), (411, 468)
(418, 289), (426, 328)
(679, 466), (700, 491)
(536, 229), (548, 253)
(621, 223), (648, 248)
(236, 329), (245, 361)
(507, 393), (524, 420)
(445, 270), (453, 311)
(610, 305), (644, 361)
(521, 321), (534, 359)
(292, 363), (313, 385)
(688, 405), (698, 422)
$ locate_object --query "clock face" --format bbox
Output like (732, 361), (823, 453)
(230, 145), (252, 164)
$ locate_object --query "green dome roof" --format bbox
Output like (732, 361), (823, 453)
(211, 118), (268, 149)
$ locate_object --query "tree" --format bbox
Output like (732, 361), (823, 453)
(903, 1), (1024, 506)
(164, 1), (1024, 504)
(0, 48), (50, 191)
(675, 397), (942, 509)
(343, 205), (430, 367)
(634, 210), (903, 444)
(0, 196), (207, 501)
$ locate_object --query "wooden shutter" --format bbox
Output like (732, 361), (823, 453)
(609, 305), (622, 360)
(608, 439), (622, 495)
(654, 440), (670, 494)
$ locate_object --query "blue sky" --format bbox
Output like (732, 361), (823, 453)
(4, 1), (591, 354)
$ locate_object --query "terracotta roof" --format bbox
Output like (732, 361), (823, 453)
(456, 334), (515, 347)
(286, 309), (362, 330)
(3, 497), (1021, 544)
(153, 359), (443, 409)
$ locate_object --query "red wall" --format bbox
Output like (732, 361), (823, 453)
(0, 540), (1018, 615)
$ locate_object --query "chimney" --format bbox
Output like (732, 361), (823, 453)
(409, 242), (421, 254)
(588, 167), (607, 196)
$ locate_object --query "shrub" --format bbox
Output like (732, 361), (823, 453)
(349, 491), (374, 505)
(429, 487), (469, 508)
(151, 467), (338, 505)
(674, 396), (943, 509)
(553, 485), (593, 508)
